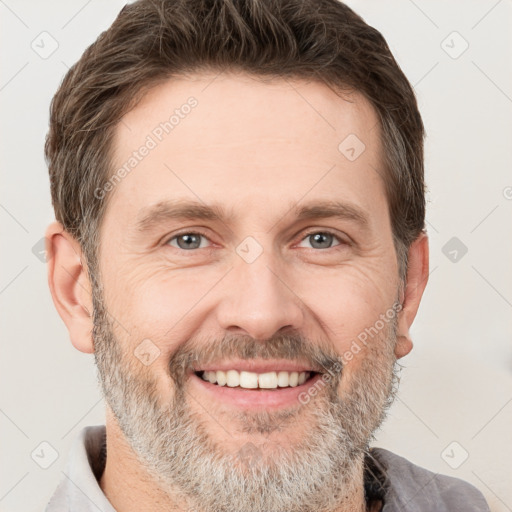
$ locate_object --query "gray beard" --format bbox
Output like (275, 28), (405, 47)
(92, 286), (399, 512)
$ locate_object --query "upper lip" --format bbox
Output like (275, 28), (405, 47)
(192, 359), (323, 374)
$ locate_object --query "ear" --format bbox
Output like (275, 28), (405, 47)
(45, 221), (94, 354)
(395, 231), (429, 359)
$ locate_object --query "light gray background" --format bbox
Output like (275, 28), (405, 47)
(1, 0), (511, 510)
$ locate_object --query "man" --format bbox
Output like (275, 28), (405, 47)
(43, 0), (490, 511)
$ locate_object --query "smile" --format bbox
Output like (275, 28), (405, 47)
(199, 369), (312, 389)
(189, 360), (325, 409)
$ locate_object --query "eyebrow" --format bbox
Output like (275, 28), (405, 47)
(135, 198), (370, 233)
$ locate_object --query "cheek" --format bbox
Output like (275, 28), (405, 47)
(297, 260), (397, 347)
(105, 263), (224, 350)
(101, 243), (397, 360)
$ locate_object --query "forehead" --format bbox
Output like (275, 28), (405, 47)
(106, 72), (387, 230)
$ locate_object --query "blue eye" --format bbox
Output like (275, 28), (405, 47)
(297, 231), (343, 250)
(167, 232), (211, 250)
(165, 230), (345, 252)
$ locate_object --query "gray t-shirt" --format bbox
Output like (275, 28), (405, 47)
(44, 425), (490, 511)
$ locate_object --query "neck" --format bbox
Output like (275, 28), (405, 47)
(99, 408), (371, 512)
(99, 407), (188, 512)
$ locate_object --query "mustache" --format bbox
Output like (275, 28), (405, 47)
(168, 331), (343, 385)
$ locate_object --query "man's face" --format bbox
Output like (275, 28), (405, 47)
(92, 73), (403, 510)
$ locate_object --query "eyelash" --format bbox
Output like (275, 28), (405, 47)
(164, 229), (348, 252)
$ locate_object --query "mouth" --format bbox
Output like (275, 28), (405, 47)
(189, 360), (325, 410)
(196, 369), (315, 389)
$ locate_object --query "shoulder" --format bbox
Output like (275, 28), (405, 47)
(369, 447), (490, 512)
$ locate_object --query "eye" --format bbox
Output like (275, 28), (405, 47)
(164, 230), (346, 252)
(297, 231), (344, 250)
(166, 232), (212, 251)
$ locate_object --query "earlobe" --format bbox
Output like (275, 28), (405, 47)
(45, 221), (95, 354)
(394, 334), (413, 359)
(395, 231), (429, 359)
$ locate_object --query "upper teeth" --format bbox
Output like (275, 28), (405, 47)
(201, 370), (310, 389)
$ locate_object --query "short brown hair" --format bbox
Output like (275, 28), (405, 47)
(45, 0), (426, 285)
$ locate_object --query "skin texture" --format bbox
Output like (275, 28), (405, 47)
(46, 73), (429, 512)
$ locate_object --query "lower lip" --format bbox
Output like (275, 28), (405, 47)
(189, 372), (324, 410)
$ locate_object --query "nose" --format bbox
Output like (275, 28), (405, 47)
(216, 250), (304, 341)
